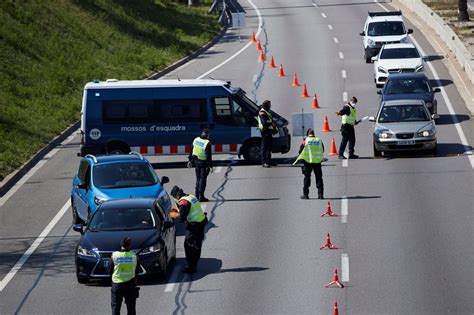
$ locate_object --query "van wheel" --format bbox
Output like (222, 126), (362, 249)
(243, 140), (261, 164)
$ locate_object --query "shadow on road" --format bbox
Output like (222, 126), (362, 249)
(435, 114), (470, 125)
(430, 79), (453, 87)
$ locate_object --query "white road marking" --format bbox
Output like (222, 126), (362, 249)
(341, 253), (350, 282)
(341, 70), (347, 78)
(328, 24), (333, 30)
(375, 1), (474, 168)
(252, 74), (258, 83)
(342, 159), (348, 168)
(333, 37), (339, 44)
(343, 91), (348, 102)
(321, 13), (327, 18)
(215, 166), (223, 173)
(0, 200), (71, 291)
(197, 0), (262, 79)
(164, 265), (181, 292)
(341, 196), (348, 223)
(339, 52), (344, 59)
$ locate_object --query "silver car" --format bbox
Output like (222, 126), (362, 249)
(370, 99), (438, 156)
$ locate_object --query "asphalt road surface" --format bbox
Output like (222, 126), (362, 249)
(1, 0), (473, 314)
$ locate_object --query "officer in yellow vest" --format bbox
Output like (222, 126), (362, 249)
(258, 100), (278, 168)
(170, 185), (208, 273)
(188, 129), (213, 202)
(336, 96), (360, 159)
(294, 128), (325, 199)
(110, 237), (139, 315)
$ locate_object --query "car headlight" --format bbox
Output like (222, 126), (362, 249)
(77, 245), (97, 257)
(94, 195), (106, 206)
(417, 129), (435, 137)
(415, 65), (424, 72)
(377, 66), (387, 74)
(367, 39), (376, 48)
(400, 36), (409, 43)
(139, 244), (162, 255)
(379, 132), (393, 139)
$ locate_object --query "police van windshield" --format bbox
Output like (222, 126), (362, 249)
(235, 90), (260, 112)
(93, 162), (159, 189)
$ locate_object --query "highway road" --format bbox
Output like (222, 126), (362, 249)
(1, 0), (473, 314)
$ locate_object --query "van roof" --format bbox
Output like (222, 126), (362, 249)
(84, 79), (229, 90)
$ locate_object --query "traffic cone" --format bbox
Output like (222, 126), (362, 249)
(258, 50), (265, 62)
(329, 138), (338, 156)
(325, 269), (344, 288)
(301, 84), (310, 98)
(334, 302), (339, 315)
(250, 31), (257, 43)
(256, 39), (262, 51)
(278, 64), (286, 77)
(320, 233), (338, 250)
(321, 116), (331, 132)
(269, 56), (276, 68)
(321, 201), (338, 217)
(311, 93), (320, 109)
(292, 73), (300, 87)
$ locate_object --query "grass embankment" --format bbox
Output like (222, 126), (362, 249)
(0, 0), (219, 180)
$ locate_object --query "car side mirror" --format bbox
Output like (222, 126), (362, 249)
(433, 88), (441, 93)
(376, 90), (382, 95)
(160, 176), (169, 185)
(359, 31), (365, 36)
(77, 182), (88, 190)
(431, 114), (440, 120)
(407, 29), (414, 34)
(163, 221), (174, 229)
(369, 116), (376, 122)
(371, 56), (378, 62)
(73, 224), (84, 234)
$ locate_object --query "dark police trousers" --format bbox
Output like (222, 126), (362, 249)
(302, 162), (323, 197)
(339, 124), (356, 156)
(111, 279), (137, 315)
(195, 160), (210, 198)
(184, 218), (208, 269)
(261, 132), (273, 165)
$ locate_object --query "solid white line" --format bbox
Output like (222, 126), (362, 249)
(215, 166), (223, 173)
(196, 0), (262, 79)
(341, 253), (350, 282)
(341, 196), (348, 223)
(339, 52), (344, 59)
(342, 159), (348, 168)
(341, 70), (347, 78)
(333, 37), (339, 44)
(164, 265), (181, 292)
(328, 24), (333, 30)
(321, 13), (327, 18)
(343, 91), (348, 102)
(375, 1), (474, 168)
(0, 200), (71, 291)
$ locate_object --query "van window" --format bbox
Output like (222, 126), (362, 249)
(155, 99), (207, 123)
(212, 96), (257, 127)
(103, 100), (152, 123)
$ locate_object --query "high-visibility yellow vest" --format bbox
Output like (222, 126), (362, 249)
(342, 105), (357, 125)
(111, 251), (137, 283)
(293, 137), (324, 164)
(192, 137), (209, 161)
(180, 195), (206, 223)
(257, 109), (274, 131)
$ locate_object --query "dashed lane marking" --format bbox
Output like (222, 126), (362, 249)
(342, 70), (347, 78)
(341, 254), (350, 282)
(328, 24), (333, 30)
(321, 13), (327, 18)
(343, 91), (348, 102)
(333, 37), (339, 43)
(341, 196), (348, 223)
(342, 159), (348, 168)
(215, 166), (223, 173)
(339, 52), (344, 59)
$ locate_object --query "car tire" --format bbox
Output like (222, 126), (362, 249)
(243, 139), (261, 164)
(428, 145), (437, 156)
(77, 275), (89, 284)
(158, 250), (168, 280)
(373, 145), (382, 157)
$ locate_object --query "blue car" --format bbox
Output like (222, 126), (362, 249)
(71, 152), (170, 224)
(378, 73), (441, 116)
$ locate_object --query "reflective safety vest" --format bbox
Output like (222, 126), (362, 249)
(111, 251), (137, 284)
(342, 105), (357, 125)
(257, 109), (275, 131)
(180, 195), (206, 223)
(293, 137), (324, 164)
(192, 137), (209, 161)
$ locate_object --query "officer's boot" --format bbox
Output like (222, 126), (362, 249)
(300, 188), (309, 200)
(318, 189), (324, 200)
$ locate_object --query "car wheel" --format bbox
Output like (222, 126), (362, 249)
(373, 145), (382, 157)
(428, 145), (437, 156)
(243, 140), (261, 164)
(77, 275), (89, 284)
(159, 250), (168, 279)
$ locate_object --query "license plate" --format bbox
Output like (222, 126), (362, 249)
(397, 140), (416, 145)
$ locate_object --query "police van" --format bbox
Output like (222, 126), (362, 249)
(79, 79), (291, 163)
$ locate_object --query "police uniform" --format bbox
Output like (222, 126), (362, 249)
(177, 194), (208, 273)
(294, 136), (325, 199)
(110, 250), (138, 315)
(257, 108), (277, 166)
(338, 103), (358, 159)
(189, 136), (213, 201)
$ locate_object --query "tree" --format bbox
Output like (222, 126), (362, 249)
(458, 0), (470, 21)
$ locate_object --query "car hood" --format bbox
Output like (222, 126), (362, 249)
(96, 185), (163, 200)
(378, 58), (422, 69)
(81, 229), (159, 252)
(382, 93), (433, 102)
(377, 121), (434, 133)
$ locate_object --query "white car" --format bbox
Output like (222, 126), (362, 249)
(372, 43), (424, 87)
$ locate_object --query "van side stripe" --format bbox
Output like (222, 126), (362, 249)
(214, 144), (223, 153)
(230, 144), (237, 152)
(131, 145), (239, 155)
(140, 146), (147, 154)
(155, 146), (163, 154)
(170, 145), (178, 154)
(185, 145), (192, 153)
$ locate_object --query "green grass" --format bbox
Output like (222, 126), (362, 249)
(0, 0), (220, 180)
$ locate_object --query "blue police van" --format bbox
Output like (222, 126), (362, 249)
(79, 79), (291, 162)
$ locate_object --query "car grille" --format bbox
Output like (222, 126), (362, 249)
(388, 68), (415, 73)
(396, 133), (414, 139)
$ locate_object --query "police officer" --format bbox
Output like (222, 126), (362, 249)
(188, 129), (213, 202)
(294, 128), (325, 200)
(258, 100), (278, 168)
(110, 237), (139, 315)
(170, 185), (208, 273)
(336, 96), (360, 159)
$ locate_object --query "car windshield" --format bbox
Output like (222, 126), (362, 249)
(378, 105), (430, 123)
(93, 162), (158, 189)
(380, 48), (420, 59)
(88, 208), (157, 231)
(384, 78), (431, 94)
(368, 21), (405, 36)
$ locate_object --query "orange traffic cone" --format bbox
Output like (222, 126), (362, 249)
(312, 93), (320, 109)
(320, 233), (338, 250)
(301, 84), (310, 98)
(258, 50), (265, 62)
(329, 138), (338, 156)
(256, 39), (262, 51)
(292, 73), (300, 87)
(333, 302), (339, 315)
(278, 64), (286, 77)
(321, 201), (338, 217)
(321, 116), (331, 132)
(250, 31), (257, 43)
(269, 56), (276, 68)
(325, 269), (344, 288)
